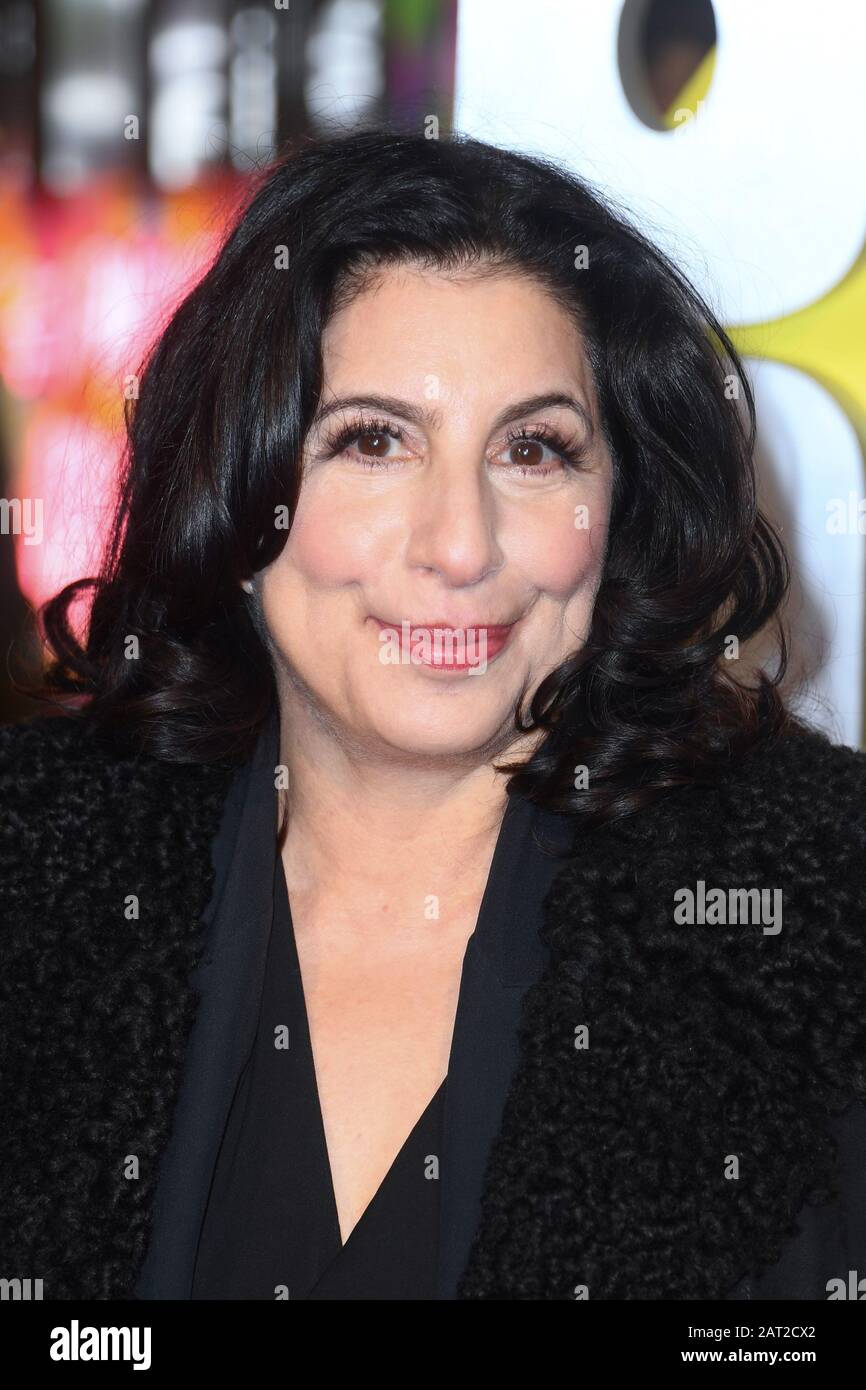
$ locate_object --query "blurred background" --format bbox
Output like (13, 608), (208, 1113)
(1, 0), (864, 744)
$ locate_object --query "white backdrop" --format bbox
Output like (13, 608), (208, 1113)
(454, 0), (866, 747)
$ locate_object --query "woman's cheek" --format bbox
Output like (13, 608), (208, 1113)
(505, 501), (609, 597)
(280, 486), (386, 586)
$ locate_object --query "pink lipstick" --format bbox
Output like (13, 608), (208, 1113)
(372, 618), (515, 670)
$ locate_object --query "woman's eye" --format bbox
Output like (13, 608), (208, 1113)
(324, 419), (408, 468)
(499, 431), (576, 475)
(353, 430), (397, 459)
(504, 437), (561, 472)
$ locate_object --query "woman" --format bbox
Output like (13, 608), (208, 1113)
(2, 127), (865, 1302)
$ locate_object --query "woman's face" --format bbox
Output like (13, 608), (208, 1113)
(259, 264), (614, 761)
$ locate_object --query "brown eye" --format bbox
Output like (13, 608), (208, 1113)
(356, 430), (393, 458)
(508, 438), (547, 468)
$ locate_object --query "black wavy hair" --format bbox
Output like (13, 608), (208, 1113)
(38, 124), (795, 825)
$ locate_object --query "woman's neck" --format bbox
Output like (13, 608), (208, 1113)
(275, 689), (537, 922)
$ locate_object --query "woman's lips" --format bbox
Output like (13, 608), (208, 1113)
(371, 618), (515, 670)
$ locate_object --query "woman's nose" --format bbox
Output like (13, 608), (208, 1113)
(403, 458), (505, 587)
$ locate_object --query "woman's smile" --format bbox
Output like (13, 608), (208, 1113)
(369, 616), (517, 671)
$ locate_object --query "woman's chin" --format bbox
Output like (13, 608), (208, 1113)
(364, 705), (512, 761)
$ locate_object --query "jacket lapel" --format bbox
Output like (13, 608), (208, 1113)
(437, 793), (576, 1298)
(135, 716), (281, 1298)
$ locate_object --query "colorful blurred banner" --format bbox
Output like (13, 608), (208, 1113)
(0, 0), (456, 718)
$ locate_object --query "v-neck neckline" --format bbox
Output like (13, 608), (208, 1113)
(273, 851), (449, 1254)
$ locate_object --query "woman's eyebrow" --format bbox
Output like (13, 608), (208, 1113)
(311, 391), (595, 438)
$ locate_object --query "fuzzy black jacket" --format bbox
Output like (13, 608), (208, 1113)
(2, 711), (866, 1300)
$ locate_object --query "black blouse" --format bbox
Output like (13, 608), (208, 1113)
(183, 721), (576, 1301)
(191, 854), (443, 1299)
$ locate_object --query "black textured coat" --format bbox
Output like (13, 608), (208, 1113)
(2, 712), (866, 1300)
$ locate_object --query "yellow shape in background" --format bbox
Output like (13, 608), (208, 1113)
(664, 45), (866, 446)
(662, 44), (716, 125)
(729, 254), (866, 446)
(663, 43), (866, 742)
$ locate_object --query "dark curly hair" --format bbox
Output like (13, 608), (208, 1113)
(37, 124), (795, 825)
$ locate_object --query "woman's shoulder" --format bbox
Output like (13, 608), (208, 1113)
(617, 715), (866, 853)
(0, 712), (234, 869)
(0, 709), (104, 768)
(546, 715), (866, 924)
(714, 716), (866, 849)
(0, 713), (118, 826)
(0, 712), (153, 819)
(731, 713), (866, 783)
(0, 710), (233, 782)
